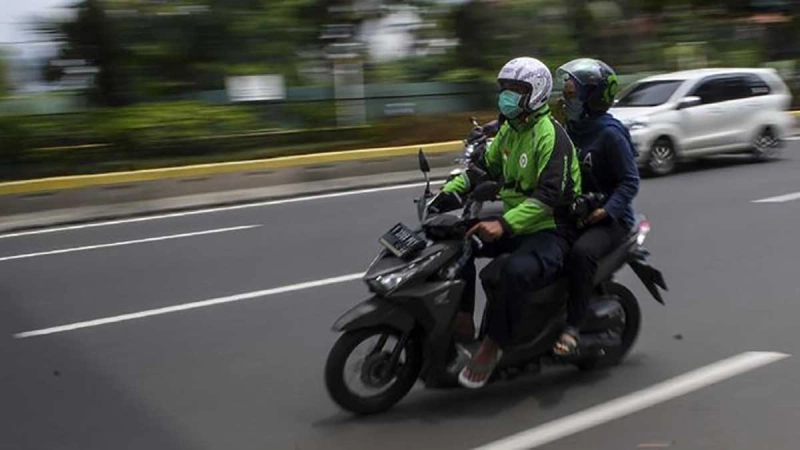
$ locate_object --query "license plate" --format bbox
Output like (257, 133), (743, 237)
(379, 223), (426, 258)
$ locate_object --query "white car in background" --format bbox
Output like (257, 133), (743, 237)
(610, 68), (794, 176)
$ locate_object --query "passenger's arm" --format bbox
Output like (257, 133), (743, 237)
(603, 130), (640, 222)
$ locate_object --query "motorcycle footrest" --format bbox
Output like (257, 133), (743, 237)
(553, 333), (622, 362)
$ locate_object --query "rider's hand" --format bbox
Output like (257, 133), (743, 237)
(467, 220), (504, 242)
(588, 208), (608, 225)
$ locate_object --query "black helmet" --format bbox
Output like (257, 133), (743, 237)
(556, 58), (619, 118)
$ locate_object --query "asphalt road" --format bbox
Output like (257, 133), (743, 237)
(3, 142), (800, 450)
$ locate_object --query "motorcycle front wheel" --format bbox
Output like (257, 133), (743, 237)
(324, 326), (423, 415)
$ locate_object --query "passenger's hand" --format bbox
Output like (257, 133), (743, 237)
(588, 208), (608, 225)
(467, 220), (504, 242)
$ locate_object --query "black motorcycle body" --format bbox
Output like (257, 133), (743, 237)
(324, 150), (667, 415)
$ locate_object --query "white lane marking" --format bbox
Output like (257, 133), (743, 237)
(752, 191), (800, 203)
(0, 225), (260, 263)
(0, 181), (443, 240)
(14, 272), (364, 338)
(473, 351), (790, 450)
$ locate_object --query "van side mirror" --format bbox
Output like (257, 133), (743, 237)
(677, 96), (702, 110)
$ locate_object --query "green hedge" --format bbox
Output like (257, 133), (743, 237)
(0, 98), (578, 181)
(0, 102), (501, 180)
(0, 102), (256, 153)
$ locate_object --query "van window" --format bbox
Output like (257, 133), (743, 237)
(691, 78), (727, 104)
(744, 73), (771, 96)
(615, 80), (683, 107)
(719, 77), (753, 102)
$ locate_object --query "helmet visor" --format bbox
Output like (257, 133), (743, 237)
(556, 58), (606, 99)
(498, 79), (532, 96)
(556, 58), (605, 86)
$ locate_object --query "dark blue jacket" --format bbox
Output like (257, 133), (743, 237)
(567, 114), (640, 230)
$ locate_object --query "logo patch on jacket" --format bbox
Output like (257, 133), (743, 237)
(582, 152), (593, 169)
(519, 153), (528, 168)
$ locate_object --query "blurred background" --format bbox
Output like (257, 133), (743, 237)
(0, 0), (798, 181)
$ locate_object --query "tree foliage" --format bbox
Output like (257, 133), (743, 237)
(40, 0), (131, 106)
(36, 0), (798, 106)
(0, 52), (9, 97)
(40, 0), (328, 105)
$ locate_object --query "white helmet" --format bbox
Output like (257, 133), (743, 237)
(497, 57), (553, 113)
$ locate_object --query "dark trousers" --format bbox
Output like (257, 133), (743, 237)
(459, 229), (570, 348)
(565, 220), (628, 329)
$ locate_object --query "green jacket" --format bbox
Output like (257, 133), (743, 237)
(443, 109), (582, 235)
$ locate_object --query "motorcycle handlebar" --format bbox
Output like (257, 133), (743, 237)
(470, 234), (484, 250)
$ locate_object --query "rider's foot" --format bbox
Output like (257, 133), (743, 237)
(458, 338), (502, 388)
(454, 312), (476, 343)
(553, 327), (580, 356)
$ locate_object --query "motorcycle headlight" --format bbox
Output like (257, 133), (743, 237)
(366, 252), (442, 295)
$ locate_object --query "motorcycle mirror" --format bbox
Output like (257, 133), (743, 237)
(418, 149), (431, 174)
(471, 181), (500, 203)
(482, 120), (499, 137)
(470, 116), (480, 128)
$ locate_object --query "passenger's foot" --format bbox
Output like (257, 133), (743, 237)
(454, 312), (476, 343)
(458, 338), (502, 389)
(553, 327), (580, 356)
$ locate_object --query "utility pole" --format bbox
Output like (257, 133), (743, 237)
(321, 3), (369, 127)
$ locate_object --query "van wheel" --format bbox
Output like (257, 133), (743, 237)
(752, 127), (780, 162)
(647, 137), (676, 176)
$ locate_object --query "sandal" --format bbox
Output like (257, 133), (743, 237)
(553, 328), (580, 356)
(458, 348), (503, 389)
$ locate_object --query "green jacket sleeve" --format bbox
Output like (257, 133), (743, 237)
(441, 171), (469, 194)
(502, 120), (578, 235)
(442, 128), (505, 194)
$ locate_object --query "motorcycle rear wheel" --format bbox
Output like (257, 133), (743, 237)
(577, 282), (641, 371)
(325, 326), (423, 415)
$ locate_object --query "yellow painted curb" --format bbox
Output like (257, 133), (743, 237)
(0, 140), (463, 196)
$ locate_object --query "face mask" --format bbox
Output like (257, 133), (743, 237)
(563, 97), (585, 123)
(498, 90), (524, 119)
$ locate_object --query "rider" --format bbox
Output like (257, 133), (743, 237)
(552, 58), (640, 356)
(437, 57), (582, 388)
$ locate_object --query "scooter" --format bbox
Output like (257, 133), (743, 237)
(324, 150), (667, 415)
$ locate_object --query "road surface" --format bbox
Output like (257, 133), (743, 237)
(3, 143), (800, 450)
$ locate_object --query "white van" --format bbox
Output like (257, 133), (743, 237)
(610, 68), (794, 176)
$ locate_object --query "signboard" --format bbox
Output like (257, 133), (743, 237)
(225, 75), (286, 102)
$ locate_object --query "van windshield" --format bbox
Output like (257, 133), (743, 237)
(615, 80), (683, 107)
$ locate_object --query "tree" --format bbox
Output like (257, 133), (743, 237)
(441, 0), (579, 81)
(41, 0), (131, 106)
(40, 0), (332, 103)
(0, 52), (9, 97)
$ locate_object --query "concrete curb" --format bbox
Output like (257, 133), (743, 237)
(0, 168), (452, 235)
(0, 140), (462, 196)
